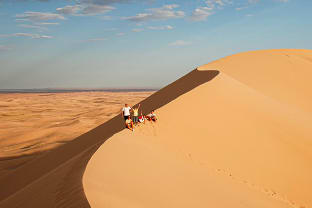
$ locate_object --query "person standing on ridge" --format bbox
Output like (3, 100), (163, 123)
(132, 104), (140, 125)
(122, 104), (132, 121)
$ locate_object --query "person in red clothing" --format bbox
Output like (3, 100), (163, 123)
(138, 112), (145, 124)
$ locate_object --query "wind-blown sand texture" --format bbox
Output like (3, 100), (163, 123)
(1, 49), (312, 208)
(0, 91), (154, 177)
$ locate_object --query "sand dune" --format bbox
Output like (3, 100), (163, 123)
(1, 49), (311, 208)
(0, 91), (153, 178)
(0, 92), (154, 158)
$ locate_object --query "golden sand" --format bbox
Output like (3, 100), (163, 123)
(1, 49), (311, 208)
(0, 91), (154, 176)
(84, 49), (312, 208)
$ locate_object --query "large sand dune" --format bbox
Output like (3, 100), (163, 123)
(1, 49), (311, 208)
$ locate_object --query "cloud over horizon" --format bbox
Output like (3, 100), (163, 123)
(169, 40), (192, 46)
(147, 25), (173, 30)
(0, 33), (53, 39)
(190, 7), (214, 21)
(123, 4), (185, 22)
(16, 11), (65, 22)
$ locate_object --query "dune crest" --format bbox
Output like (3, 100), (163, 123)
(0, 49), (311, 208)
(84, 49), (312, 208)
(199, 49), (312, 113)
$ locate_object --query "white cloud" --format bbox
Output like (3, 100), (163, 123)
(56, 3), (115, 16)
(169, 40), (191, 46)
(18, 24), (47, 31)
(35, 22), (59, 25)
(190, 0), (232, 22)
(15, 19), (29, 22)
(206, 0), (232, 8)
(0, 33), (53, 39)
(16, 12), (65, 22)
(147, 25), (173, 30)
(38, 35), (53, 39)
(84, 38), (107, 42)
(132, 28), (144, 32)
(236, 6), (248, 10)
(81, 4), (115, 15)
(14, 33), (53, 39)
(123, 4), (185, 22)
(56, 5), (81, 15)
(215, 0), (225, 6)
(163, 4), (179, 9)
(190, 7), (214, 21)
(100, 16), (112, 20)
(80, 0), (132, 4)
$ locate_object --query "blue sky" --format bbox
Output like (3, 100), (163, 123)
(0, 0), (311, 89)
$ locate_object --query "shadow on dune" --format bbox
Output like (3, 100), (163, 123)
(138, 70), (219, 114)
(0, 69), (219, 208)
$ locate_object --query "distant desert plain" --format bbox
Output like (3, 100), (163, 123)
(0, 91), (154, 177)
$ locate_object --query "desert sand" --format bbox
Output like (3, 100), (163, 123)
(1, 49), (311, 208)
(0, 91), (154, 177)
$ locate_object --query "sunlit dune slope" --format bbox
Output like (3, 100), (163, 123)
(84, 49), (312, 208)
(199, 49), (312, 113)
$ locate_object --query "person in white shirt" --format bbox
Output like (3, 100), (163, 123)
(122, 104), (132, 121)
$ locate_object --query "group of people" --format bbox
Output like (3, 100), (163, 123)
(122, 103), (157, 131)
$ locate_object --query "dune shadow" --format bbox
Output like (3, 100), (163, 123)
(0, 69), (219, 208)
(137, 69), (219, 114)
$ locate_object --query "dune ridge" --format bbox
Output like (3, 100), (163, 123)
(84, 49), (312, 208)
(1, 49), (311, 208)
(0, 69), (218, 207)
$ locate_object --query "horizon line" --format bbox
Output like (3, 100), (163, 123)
(0, 88), (159, 94)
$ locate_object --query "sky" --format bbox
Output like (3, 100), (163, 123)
(0, 0), (311, 89)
